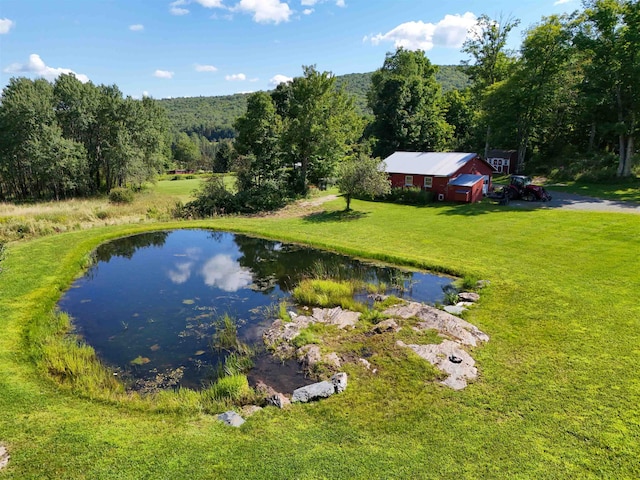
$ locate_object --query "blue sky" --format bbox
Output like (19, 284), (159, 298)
(0, 0), (580, 99)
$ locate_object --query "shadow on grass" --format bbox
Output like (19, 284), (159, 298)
(303, 209), (370, 223)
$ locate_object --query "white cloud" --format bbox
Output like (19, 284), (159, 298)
(169, 0), (190, 15)
(235, 0), (291, 24)
(195, 63), (218, 72)
(0, 18), (14, 34)
(168, 262), (193, 284)
(154, 69), (174, 78)
(303, 8), (313, 15)
(4, 54), (89, 82)
(553, 0), (574, 4)
(194, 0), (225, 6)
(366, 12), (476, 51)
(170, 7), (190, 15)
(201, 255), (252, 292)
(269, 74), (293, 86)
(301, 0), (344, 7)
(225, 73), (246, 81)
(129, 24), (144, 31)
(143, 91), (150, 97)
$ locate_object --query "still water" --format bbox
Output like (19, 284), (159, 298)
(58, 229), (453, 390)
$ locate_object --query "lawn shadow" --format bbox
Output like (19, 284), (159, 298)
(303, 209), (370, 223)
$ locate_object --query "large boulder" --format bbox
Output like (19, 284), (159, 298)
(458, 292), (480, 302)
(292, 381), (335, 403)
(217, 411), (245, 427)
(397, 340), (477, 390)
(384, 301), (488, 346)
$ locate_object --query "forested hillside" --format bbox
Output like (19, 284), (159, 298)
(159, 66), (470, 138)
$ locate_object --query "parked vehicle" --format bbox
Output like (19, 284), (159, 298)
(503, 175), (552, 201)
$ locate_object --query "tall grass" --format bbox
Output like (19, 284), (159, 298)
(292, 278), (365, 312)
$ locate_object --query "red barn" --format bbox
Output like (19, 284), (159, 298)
(384, 152), (495, 202)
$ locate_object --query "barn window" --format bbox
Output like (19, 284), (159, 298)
(404, 175), (413, 186)
(424, 177), (433, 188)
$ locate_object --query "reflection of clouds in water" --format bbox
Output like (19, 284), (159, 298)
(168, 262), (193, 284)
(201, 254), (253, 292)
(185, 247), (202, 260)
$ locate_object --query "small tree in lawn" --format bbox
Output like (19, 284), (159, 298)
(336, 154), (390, 211)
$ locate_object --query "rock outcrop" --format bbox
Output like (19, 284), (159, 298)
(384, 301), (489, 347)
(397, 340), (478, 390)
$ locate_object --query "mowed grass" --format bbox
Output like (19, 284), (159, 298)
(546, 177), (640, 202)
(0, 196), (639, 478)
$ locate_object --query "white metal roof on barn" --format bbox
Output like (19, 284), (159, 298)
(383, 151), (478, 176)
(448, 174), (485, 187)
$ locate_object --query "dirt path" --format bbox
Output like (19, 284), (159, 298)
(508, 191), (640, 214)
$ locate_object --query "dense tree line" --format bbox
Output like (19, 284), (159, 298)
(0, 74), (171, 200)
(458, 0), (639, 177)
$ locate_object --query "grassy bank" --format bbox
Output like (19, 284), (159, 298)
(0, 196), (639, 478)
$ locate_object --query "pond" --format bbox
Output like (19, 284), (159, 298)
(58, 229), (453, 391)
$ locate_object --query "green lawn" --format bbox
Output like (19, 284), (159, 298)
(545, 177), (640, 203)
(150, 175), (237, 201)
(1, 197), (639, 478)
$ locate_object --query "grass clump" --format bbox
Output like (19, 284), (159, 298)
(292, 278), (365, 312)
(212, 314), (251, 355)
(202, 374), (254, 404)
(454, 274), (479, 291)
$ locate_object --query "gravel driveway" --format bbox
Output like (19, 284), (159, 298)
(507, 191), (640, 214)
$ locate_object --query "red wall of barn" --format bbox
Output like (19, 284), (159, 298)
(445, 179), (484, 203)
(388, 173), (449, 198)
(387, 155), (494, 203)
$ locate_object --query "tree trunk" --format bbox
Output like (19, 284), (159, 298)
(617, 134), (628, 177)
(589, 122), (596, 152)
(484, 125), (491, 159)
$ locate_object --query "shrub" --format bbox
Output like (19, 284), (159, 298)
(180, 177), (238, 218)
(380, 187), (434, 205)
(108, 187), (135, 204)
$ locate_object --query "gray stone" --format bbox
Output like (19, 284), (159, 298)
(240, 405), (263, 417)
(444, 305), (467, 315)
(476, 279), (490, 289)
(267, 393), (291, 409)
(384, 301), (489, 346)
(292, 381), (335, 403)
(331, 372), (348, 393)
(296, 344), (322, 369)
(458, 292), (480, 302)
(456, 302), (474, 308)
(397, 340), (478, 390)
(0, 445), (8, 470)
(371, 319), (400, 334)
(358, 358), (372, 370)
(311, 307), (360, 329)
(323, 352), (342, 369)
(217, 411), (245, 427)
(255, 381), (291, 409)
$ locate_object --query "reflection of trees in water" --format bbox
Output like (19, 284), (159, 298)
(96, 232), (169, 262)
(84, 232), (170, 280)
(232, 233), (414, 293)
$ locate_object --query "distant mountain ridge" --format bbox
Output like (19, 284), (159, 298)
(159, 66), (470, 140)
